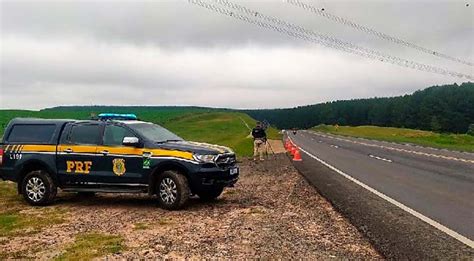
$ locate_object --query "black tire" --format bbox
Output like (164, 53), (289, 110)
(21, 170), (57, 206)
(197, 186), (224, 201)
(77, 192), (96, 197)
(156, 170), (190, 210)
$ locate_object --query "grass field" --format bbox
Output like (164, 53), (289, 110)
(312, 124), (474, 152)
(55, 233), (124, 261)
(0, 181), (67, 259)
(0, 107), (210, 135)
(165, 112), (280, 156)
(0, 108), (280, 157)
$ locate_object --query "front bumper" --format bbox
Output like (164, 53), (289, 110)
(191, 165), (240, 188)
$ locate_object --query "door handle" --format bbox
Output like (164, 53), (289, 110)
(100, 150), (109, 156)
(64, 148), (73, 153)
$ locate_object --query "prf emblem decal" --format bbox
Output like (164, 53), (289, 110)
(66, 161), (92, 174)
(112, 158), (126, 176)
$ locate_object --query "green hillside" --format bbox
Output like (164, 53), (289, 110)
(165, 112), (280, 156)
(312, 124), (474, 152)
(0, 108), (280, 157)
(0, 107), (212, 134)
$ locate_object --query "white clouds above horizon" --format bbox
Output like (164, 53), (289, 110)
(1, 0), (472, 109)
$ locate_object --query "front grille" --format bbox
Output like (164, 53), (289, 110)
(215, 153), (236, 168)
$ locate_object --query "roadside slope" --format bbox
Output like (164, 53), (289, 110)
(312, 124), (474, 152)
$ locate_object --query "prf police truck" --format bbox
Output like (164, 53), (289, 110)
(0, 114), (239, 210)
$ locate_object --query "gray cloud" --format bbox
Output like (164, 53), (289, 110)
(1, 0), (473, 109)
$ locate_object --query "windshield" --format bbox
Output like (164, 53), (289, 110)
(129, 123), (183, 143)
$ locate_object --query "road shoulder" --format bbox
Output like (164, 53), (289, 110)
(0, 154), (380, 259)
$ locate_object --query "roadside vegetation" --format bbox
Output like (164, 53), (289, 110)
(0, 182), (67, 237)
(247, 82), (474, 134)
(56, 233), (124, 260)
(0, 107), (210, 135)
(312, 124), (474, 152)
(165, 112), (280, 156)
(0, 182), (68, 258)
(0, 108), (281, 157)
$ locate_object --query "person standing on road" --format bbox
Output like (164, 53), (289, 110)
(252, 122), (267, 161)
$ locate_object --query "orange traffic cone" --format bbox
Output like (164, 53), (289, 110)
(293, 149), (302, 161)
(285, 140), (292, 151)
(290, 145), (297, 156)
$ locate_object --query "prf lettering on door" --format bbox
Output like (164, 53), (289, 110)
(66, 161), (92, 174)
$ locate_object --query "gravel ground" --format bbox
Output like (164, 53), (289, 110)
(1, 154), (381, 259)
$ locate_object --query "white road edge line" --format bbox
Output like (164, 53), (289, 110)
(369, 154), (393, 163)
(289, 136), (474, 248)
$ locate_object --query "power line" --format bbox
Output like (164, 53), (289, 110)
(212, 0), (469, 78)
(189, 0), (473, 80)
(287, 0), (474, 67)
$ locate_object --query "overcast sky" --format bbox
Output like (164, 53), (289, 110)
(1, 0), (473, 110)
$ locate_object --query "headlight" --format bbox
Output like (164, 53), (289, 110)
(193, 154), (217, 163)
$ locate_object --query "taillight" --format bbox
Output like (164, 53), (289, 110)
(0, 147), (3, 165)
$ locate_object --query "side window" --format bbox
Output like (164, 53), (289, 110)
(7, 124), (56, 143)
(68, 124), (101, 145)
(103, 125), (136, 146)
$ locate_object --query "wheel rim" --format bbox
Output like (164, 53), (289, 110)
(25, 177), (46, 202)
(159, 178), (178, 204)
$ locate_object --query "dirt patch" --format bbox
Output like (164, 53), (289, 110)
(267, 139), (286, 154)
(0, 155), (381, 259)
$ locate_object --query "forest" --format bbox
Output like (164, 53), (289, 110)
(246, 82), (474, 134)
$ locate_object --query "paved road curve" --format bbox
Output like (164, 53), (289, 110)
(289, 130), (474, 257)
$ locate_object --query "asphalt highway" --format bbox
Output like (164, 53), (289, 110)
(289, 130), (474, 259)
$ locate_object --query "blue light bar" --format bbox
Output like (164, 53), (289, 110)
(98, 113), (137, 120)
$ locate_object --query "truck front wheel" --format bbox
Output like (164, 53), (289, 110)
(156, 170), (190, 210)
(22, 170), (57, 206)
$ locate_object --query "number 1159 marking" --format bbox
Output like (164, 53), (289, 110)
(9, 153), (22, 160)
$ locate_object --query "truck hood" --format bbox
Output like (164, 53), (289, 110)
(155, 141), (233, 155)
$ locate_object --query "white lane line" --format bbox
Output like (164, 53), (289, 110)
(308, 131), (474, 164)
(369, 154), (393, 163)
(288, 136), (474, 248)
(330, 144), (339, 149)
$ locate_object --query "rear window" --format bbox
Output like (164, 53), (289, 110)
(7, 124), (56, 143)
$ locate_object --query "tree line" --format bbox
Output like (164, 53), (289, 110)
(245, 82), (474, 134)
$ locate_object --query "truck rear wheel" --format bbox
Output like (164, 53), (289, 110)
(197, 186), (224, 201)
(22, 170), (57, 206)
(156, 170), (190, 210)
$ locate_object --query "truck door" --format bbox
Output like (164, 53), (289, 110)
(96, 123), (144, 184)
(57, 122), (103, 184)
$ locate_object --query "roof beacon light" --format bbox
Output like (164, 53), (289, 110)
(98, 113), (138, 121)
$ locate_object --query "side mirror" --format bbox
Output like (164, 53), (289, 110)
(122, 137), (140, 147)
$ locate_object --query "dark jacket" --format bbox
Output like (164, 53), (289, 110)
(252, 127), (267, 140)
